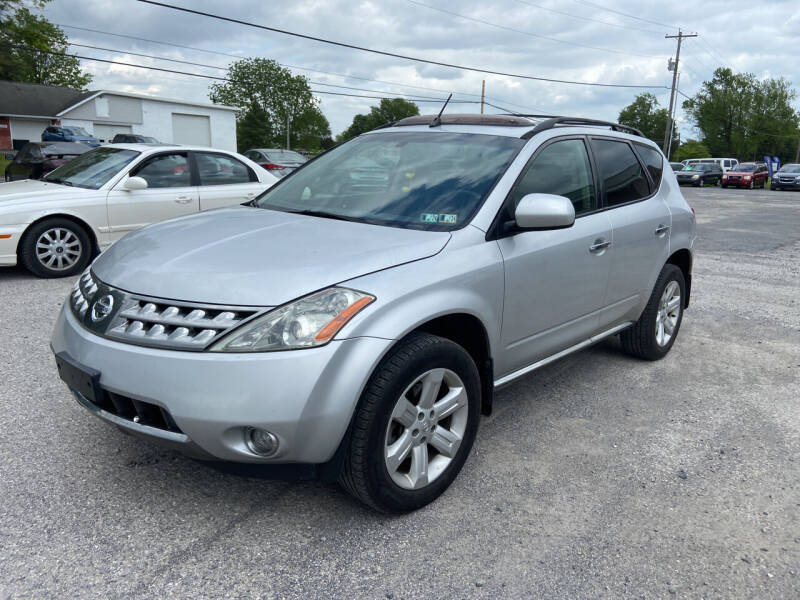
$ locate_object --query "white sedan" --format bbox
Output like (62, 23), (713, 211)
(0, 144), (279, 277)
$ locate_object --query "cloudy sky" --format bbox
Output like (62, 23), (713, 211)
(42, 0), (800, 139)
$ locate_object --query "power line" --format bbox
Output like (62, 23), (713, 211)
(57, 22), (547, 113)
(4, 43), (479, 104)
(66, 41), (451, 101)
(405, 0), (663, 58)
(570, 0), (679, 30)
(512, 0), (663, 34)
(134, 0), (669, 90)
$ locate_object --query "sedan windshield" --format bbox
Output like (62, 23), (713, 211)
(734, 164), (756, 172)
(255, 131), (525, 230)
(777, 165), (800, 173)
(43, 147), (139, 189)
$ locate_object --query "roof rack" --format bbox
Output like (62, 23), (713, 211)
(517, 116), (644, 139)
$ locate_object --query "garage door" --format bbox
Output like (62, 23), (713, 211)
(9, 118), (50, 147)
(93, 123), (131, 143)
(172, 113), (211, 146)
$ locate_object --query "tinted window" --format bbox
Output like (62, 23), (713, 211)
(635, 144), (664, 189)
(590, 139), (650, 206)
(196, 153), (254, 186)
(131, 153), (190, 188)
(510, 139), (596, 215)
(255, 131), (525, 231)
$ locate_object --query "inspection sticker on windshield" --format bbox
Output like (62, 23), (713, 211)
(439, 214), (458, 224)
(421, 213), (439, 223)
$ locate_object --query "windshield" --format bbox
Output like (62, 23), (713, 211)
(255, 131), (525, 231)
(734, 164), (756, 172)
(683, 165), (705, 171)
(266, 150), (307, 162)
(43, 147), (139, 189)
(64, 127), (90, 137)
(777, 165), (800, 173)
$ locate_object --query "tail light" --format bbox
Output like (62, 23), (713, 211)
(261, 163), (285, 171)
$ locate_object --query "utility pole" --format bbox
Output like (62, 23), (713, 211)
(663, 30), (696, 155)
(286, 110), (290, 150)
(666, 71), (681, 160)
(480, 80), (485, 114)
(795, 134), (800, 163)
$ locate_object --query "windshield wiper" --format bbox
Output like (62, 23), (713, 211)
(291, 209), (363, 223)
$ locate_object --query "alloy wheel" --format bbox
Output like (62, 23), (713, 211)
(384, 368), (469, 490)
(655, 281), (681, 347)
(35, 227), (82, 271)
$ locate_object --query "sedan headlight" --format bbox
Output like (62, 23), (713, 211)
(210, 287), (374, 352)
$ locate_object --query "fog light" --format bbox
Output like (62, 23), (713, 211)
(245, 428), (279, 456)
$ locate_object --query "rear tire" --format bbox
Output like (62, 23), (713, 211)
(620, 264), (685, 361)
(19, 218), (91, 278)
(340, 332), (481, 513)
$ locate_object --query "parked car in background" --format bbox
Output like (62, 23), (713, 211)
(4, 142), (91, 182)
(770, 164), (800, 191)
(42, 126), (100, 146)
(51, 114), (695, 512)
(676, 163), (723, 187)
(721, 162), (768, 189)
(0, 144), (278, 277)
(243, 148), (308, 178)
(683, 157), (739, 172)
(669, 162), (684, 172)
(111, 134), (160, 144)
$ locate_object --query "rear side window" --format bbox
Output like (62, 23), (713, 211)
(132, 152), (190, 188)
(635, 144), (664, 189)
(510, 138), (596, 215)
(195, 152), (256, 185)
(590, 139), (650, 207)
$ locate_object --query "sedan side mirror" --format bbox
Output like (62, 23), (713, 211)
(122, 176), (148, 190)
(514, 193), (576, 230)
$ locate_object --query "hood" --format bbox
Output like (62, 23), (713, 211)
(725, 170), (755, 176)
(0, 179), (92, 210)
(92, 206), (451, 306)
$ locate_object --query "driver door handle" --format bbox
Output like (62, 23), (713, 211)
(654, 224), (670, 236)
(589, 239), (611, 253)
(174, 196), (193, 204)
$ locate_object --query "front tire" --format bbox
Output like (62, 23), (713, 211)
(340, 333), (481, 513)
(620, 264), (685, 361)
(19, 218), (91, 278)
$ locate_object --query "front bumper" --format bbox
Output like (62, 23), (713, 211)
(772, 179), (800, 189)
(51, 305), (394, 464)
(721, 178), (753, 187)
(0, 224), (24, 266)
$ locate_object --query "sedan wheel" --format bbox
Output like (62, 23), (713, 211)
(340, 332), (480, 512)
(20, 218), (91, 278)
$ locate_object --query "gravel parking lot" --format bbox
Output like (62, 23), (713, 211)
(1, 186), (798, 599)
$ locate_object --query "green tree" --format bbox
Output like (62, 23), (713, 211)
(682, 68), (800, 162)
(338, 98), (420, 142)
(209, 58), (330, 152)
(0, 4), (92, 89)
(675, 139), (710, 161)
(618, 92), (677, 149)
(235, 102), (273, 153)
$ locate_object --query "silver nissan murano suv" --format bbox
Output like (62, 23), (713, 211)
(52, 114), (695, 512)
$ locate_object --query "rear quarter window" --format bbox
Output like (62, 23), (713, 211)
(590, 138), (650, 207)
(634, 144), (664, 190)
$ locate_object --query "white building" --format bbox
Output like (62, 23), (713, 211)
(0, 81), (238, 151)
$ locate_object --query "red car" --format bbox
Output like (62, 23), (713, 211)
(721, 162), (769, 189)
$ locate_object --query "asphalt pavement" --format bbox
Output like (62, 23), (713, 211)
(1, 186), (798, 599)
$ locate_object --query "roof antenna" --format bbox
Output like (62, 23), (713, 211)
(429, 94), (452, 128)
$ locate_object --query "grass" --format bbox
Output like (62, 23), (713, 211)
(0, 155), (9, 179)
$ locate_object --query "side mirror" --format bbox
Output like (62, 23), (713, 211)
(4, 153), (15, 161)
(123, 176), (148, 190)
(514, 193), (575, 230)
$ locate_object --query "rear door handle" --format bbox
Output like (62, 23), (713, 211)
(654, 224), (670, 236)
(589, 239), (611, 253)
(174, 196), (193, 204)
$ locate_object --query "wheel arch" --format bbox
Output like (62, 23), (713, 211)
(666, 248), (692, 308)
(17, 213), (100, 259)
(411, 312), (494, 416)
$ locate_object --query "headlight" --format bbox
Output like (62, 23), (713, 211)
(691, 174), (699, 179)
(209, 287), (374, 352)
(744, 175), (751, 179)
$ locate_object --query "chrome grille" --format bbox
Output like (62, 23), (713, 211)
(69, 268), (264, 351)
